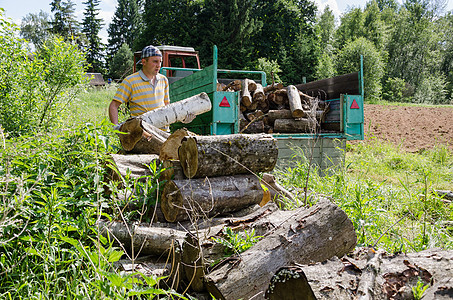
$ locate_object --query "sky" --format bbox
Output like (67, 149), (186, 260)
(1, 0), (452, 44)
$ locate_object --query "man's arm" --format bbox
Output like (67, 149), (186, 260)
(108, 100), (122, 125)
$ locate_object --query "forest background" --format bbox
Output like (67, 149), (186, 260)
(11, 0), (453, 107)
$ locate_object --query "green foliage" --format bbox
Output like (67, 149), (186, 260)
(50, 0), (80, 42)
(255, 57), (282, 85)
(315, 51), (336, 80)
(276, 137), (453, 253)
(107, 0), (140, 58)
(336, 37), (384, 102)
(413, 73), (448, 104)
(212, 227), (262, 256)
(0, 14), (88, 136)
(20, 11), (53, 49)
(109, 43), (134, 80)
(82, 0), (105, 74)
(382, 77), (411, 102)
(412, 277), (430, 300)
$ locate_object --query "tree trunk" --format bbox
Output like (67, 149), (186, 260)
(287, 85), (304, 118)
(139, 92), (212, 129)
(119, 118), (170, 153)
(205, 198), (357, 300)
(160, 175), (265, 222)
(177, 134), (278, 178)
(274, 118), (318, 133)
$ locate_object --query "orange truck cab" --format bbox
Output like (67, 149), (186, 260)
(133, 45), (201, 83)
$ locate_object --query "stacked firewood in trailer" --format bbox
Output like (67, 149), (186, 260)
(219, 79), (330, 134)
(102, 92), (358, 299)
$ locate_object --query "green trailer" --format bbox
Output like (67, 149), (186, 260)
(159, 46), (364, 171)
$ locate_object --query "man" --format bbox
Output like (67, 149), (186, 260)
(108, 45), (194, 128)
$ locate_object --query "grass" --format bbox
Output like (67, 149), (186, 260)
(1, 87), (452, 298)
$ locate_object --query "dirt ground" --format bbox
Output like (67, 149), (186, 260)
(356, 104), (453, 153)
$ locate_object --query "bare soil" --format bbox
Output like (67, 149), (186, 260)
(357, 104), (453, 153)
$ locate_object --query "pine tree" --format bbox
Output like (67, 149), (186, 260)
(107, 0), (140, 59)
(82, 0), (105, 73)
(50, 0), (80, 41)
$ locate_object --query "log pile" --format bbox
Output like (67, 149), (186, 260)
(220, 79), (330, 134)
(103, 93), (362, 298)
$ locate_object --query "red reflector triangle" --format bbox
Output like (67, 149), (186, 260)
(219, 96), (230, 107)
(350, 99), (360, 109)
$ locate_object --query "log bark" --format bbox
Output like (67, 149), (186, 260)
(139, 92), (212, 128)
(205, 198), (357, 300)
(265, 248), (453, 300)
(106, 154), (159, 183)
(177, 134), (278, 178)
(263, 82), (284, 93)
(161, 175), (265, 222)
(119, 118), (170, 153)
(161, 160), (185, 181)
(241, 79), (252, 107)
(287, 85), (304, 118)
(274, 118), (318, 133)
(98, 220), (186, 256)
(253, 83), (265, 102)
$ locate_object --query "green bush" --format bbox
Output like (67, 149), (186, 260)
(0, 12), (88, 136)
(382, 77), (411, 102)
(336, 37), (384, 102)
(413, 73), (448, 104)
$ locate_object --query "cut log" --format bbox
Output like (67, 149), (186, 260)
(159, 128), (192, 161)
(263, 82), (284, 93)
(287, 85), (304, 118)
(106, 154), (160, 183)
(274, 118), (318, 133)
(267, 110), (293, 125)
(252, 83), (265, 102)
(247, 79), (257, 92)
(98, 220), (186, 256)
(139, 92), (212, 128)
(119, 118), (170, 153)
(240, 119), (265, 134)
(222, 79), (242, 92)
(245, 110), (264, 122)
(241, 79), (252, 107)
(177, 134), (278, 178)
(161, 160), (185, 181)
(161, 175), (265, 222)
(205, 198), (357, 300)
(265, 248), (453, 300)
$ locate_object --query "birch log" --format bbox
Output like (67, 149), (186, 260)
(241, 79), (252, 107)
(177, 133), (278, 178)
(252, 83), (265, 102)
(139, 92), (212, 128)
(205, 198), (357, 300)
(161, 175), (264, 222)
(287, 85), (304, 118)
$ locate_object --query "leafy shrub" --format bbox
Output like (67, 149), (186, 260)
(0, 12), (88, 136)
(109, 43), (134, 80)
(255, 57), (282, 85)
(382, 77), (412, 102)
(413, 73), (448, 104)
(336, 37), (384, 102)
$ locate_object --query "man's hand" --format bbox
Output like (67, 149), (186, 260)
(182, 112), (196, 124)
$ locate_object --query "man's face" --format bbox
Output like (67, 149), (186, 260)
(142, 56), (162, 76)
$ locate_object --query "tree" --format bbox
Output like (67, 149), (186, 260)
(50, 0), (80, 41)
(107, 0), (140, 59)
(109, 43), (134, 80)
(336, 37), (384, 102)
(82, 0), (105, 73)
(20, 11), (52, 49)
(335, 7), (364, 50)
(314, 6), (337, 80)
